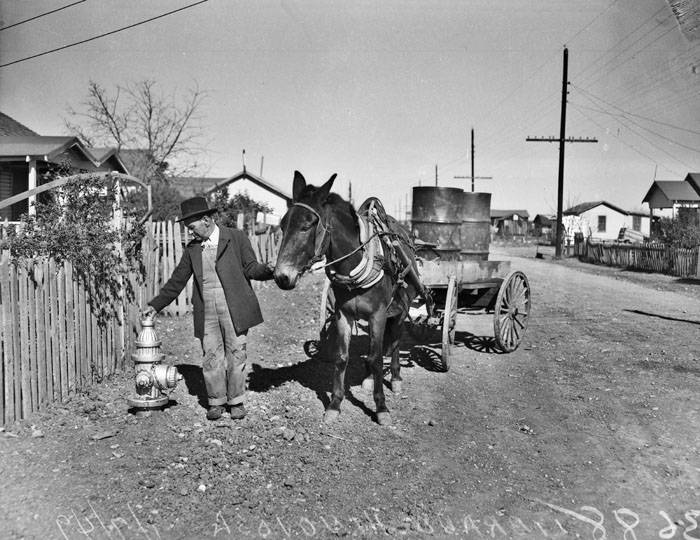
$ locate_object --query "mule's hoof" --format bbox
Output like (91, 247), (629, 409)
(391, 380), (402, 394)
(376, 412), (392, 426)
(323, 409), (340, 423)
(361, 377), (374, 392)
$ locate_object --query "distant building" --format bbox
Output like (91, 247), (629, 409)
(170, 168), (291, 226)
(562, 201), (651, 242)
(533, 214), (555, 237)
(490, 209), (530, 238)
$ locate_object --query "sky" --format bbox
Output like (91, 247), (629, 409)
(1, 0), (699, 220)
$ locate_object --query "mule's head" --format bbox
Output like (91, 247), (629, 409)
(274, 170), (336, 290)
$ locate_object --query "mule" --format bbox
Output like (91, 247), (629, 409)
(274, 171), (422, 425)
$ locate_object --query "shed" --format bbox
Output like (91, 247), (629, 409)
(490, 209), (530, 238)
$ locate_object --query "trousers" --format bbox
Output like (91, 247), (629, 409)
(201, 287), (247, 407)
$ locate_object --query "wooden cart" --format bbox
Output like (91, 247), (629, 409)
(315, 255), (530, 372)
(409, 256), (531, 371)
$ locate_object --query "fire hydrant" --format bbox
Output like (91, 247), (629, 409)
(127, 314), (182, 412)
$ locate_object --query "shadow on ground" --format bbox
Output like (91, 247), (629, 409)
(175, 363), (208, 409)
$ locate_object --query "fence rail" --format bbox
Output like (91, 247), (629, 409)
(0, 221), (282, 425)
(578, 240), (700, 278)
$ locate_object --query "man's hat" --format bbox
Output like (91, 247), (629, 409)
(176, 197), (217, 225)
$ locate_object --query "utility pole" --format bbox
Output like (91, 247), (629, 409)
(435, 164), (438, 186)
(526, 47), (597, 258)
(455, 127), (492, 192)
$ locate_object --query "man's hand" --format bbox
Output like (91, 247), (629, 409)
(141, 305), (157, 319)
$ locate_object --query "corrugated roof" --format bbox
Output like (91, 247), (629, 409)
(563, 200), (628, 215)
(0, 112), (38, 136)
(642, 180), (700, 203)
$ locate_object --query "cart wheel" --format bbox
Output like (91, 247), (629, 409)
(435, 275), (458, 372)
(319, 278), (335, 333)
(493, 270), (531, 353)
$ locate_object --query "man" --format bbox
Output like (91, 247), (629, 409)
(143, 196), (274, 421)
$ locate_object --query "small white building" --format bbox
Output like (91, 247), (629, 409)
(562, 201), (650, 242)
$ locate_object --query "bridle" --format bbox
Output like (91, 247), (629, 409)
(291, 202), (381, 271)
(292, 202), (331, 268)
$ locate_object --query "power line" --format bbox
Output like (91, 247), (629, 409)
(572, 84), (700, 136)
(572, 94), (695, 169)
(570, 103), (684, 177)
(475, 1), (621, 139)
(0, 0), (87, 32)
(572, 5), (670, 83)
(0, 0), (209, 68)
(578, 15), (677, 90)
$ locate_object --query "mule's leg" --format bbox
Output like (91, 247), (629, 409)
(384, 315), (403, 394)
(367, 313), (391, 425)
(324, 312), (351, 423)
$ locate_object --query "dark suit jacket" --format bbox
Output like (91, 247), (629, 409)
(149, 226), (273, 339)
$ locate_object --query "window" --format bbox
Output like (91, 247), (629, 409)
(597, 215), (606, 233)
(632, 215), (641, 231)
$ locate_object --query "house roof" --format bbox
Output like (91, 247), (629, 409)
(533, 214), (555, 225)
(204, 169), (293, 203)
(642, 180), (700, 204)
(491, 209), (530, 220)
(563, 200), (628, 216)
(170, 176), (225, 197)
(0, 112), (38, 136)
(0, 135), (86, 161)
(684, 173), (700, 197)
(87, 147), (130, 174)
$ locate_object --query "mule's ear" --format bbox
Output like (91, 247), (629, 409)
(315, 173), (337, 203)
(292, 171), (306, 201)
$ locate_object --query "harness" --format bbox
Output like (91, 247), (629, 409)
(292, 199), (413, 292)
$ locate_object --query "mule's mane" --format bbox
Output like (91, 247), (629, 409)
(298, 186), (359, 231)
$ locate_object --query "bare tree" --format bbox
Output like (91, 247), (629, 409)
(65, 79), (207, 181)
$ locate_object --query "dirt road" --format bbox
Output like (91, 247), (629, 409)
(1, 249), (699, 539)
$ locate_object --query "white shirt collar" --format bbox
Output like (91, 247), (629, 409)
(202, 225), (220, 247)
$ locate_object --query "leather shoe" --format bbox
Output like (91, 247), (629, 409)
(206, 405), (224, 421)
(229, 404), (247, 420)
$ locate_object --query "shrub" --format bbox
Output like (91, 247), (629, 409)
(656, 211), (700, 249)
(3, 166), (145, 325)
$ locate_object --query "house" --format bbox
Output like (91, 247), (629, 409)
(642, 176), (700, 221)
(490, 209), (530, 238)
(0, 112), (127, 221)
(562, 201), (651, 242)
(171, 168), (292, 226)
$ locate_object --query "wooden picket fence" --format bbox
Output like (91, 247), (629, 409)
(0, 255), (129, 425)
(579, 240), (700, 278)
(0, 221), (281, 425)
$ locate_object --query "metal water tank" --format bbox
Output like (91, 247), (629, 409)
(459, 192), (491, 261)
(411, 186), (464, 260)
